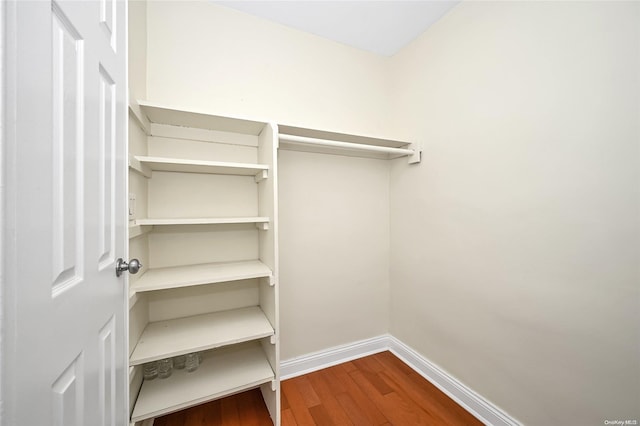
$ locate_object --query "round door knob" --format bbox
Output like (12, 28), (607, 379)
(116, 258), (143, 277)
(128, 259), (142, 274)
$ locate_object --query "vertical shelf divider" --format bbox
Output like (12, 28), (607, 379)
(257, 122), (280, 424)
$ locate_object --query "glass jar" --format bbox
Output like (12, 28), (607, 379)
(185, 352), (199, 372)
(158, 358), (173, 379)
(143, 361), (158, 381)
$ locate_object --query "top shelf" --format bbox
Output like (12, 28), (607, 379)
(138, 101), (267, 136)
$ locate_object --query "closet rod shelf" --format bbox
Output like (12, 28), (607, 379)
(279, 133), (421, 163)
(279, 133), (413, 155)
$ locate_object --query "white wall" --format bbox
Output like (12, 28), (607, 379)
(146, 0), (391, 138)
(145, 1), (392, 359)
(278, 150), (389, 359)
(388, 2), (640, 424)
(128, 0), (147, 101)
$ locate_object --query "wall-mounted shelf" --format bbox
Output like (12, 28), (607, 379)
(130, 155), (269, 180)
(138, 101), (267, 135)
(132, 217), (269, 226)
(128, 217), (270, 238)
(278, 124), (421, 164)
(130, 306), (274, 365)
(130, 260), (273, 295)
(130, 341), (274, 422)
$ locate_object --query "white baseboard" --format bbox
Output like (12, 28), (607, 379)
(280, 334), (521, 426)
(387, 336), (521, 426)
(280, 335), (389, 380)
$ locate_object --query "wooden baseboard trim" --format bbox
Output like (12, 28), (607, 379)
(280, 334), (521, 426)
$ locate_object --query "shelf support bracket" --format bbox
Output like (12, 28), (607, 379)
(271, 380), (277, 392)
(256, 222), (269, 231)
(270, 334), (277, 345)
(129, 224), (153, 239)
(128, 154), (152, 178)
(268, 275), (276, 287)
(408, 142), (422, 164)
(254, 169), (268, 183)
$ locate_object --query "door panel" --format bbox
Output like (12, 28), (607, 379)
(99, 315), (117, 426)
(52, 353), (84, 426)
(98, 65), (117, 270)
(3, 0), (128, 425)
(51, 2), (84, 295)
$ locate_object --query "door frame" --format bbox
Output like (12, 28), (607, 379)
(0, 0), (7, 419)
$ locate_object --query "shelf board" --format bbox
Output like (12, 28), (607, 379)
(138, 101), (267, 135)
(132, 217), (269, 226)
(130, 260), (272, 295)
(130, 306), (274, 365)
(279, 124), (409, 149)
(134, 156), (269, 177)
(278, 124), (420, 163)
(131, 342), (274, 422)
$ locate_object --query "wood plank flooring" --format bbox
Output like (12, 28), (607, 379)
(152, 351), (483, 426)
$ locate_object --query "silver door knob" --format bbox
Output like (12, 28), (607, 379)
(116, 258), (142, 277)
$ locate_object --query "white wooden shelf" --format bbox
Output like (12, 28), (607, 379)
(130, 260), (273, 295)
(131, 155), (269, 179)
(138, 101), (267, 135)
(131, 217), (269, 226)
(278, 124), (420, 163)
(130, 306), (274, 365)
(128, 217), (269, 239)
(130, 342), (274, 422)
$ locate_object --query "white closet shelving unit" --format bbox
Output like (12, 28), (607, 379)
(126, 98), (419, 426)
(127, 101), (280, 425)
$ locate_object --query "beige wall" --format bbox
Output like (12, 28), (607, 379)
(278, 150), (389, 359)
(388, 1), (640, 424)
(146, 0), (391, 138)
(128, 0), (147, 100)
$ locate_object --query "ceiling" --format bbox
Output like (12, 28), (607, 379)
(213, 1), (461, 57)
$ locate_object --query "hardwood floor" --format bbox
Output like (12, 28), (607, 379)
(153, 351), (483, 426)
(153, 388), (273, 426)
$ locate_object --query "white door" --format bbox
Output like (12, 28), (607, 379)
(2, 0), (128, 425)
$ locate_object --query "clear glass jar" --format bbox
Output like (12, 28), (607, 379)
(185, 352), (199, 372)
(143, 361), (158, 381)
(173, 354), (186, 370)
(158, 358), (173, 379)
